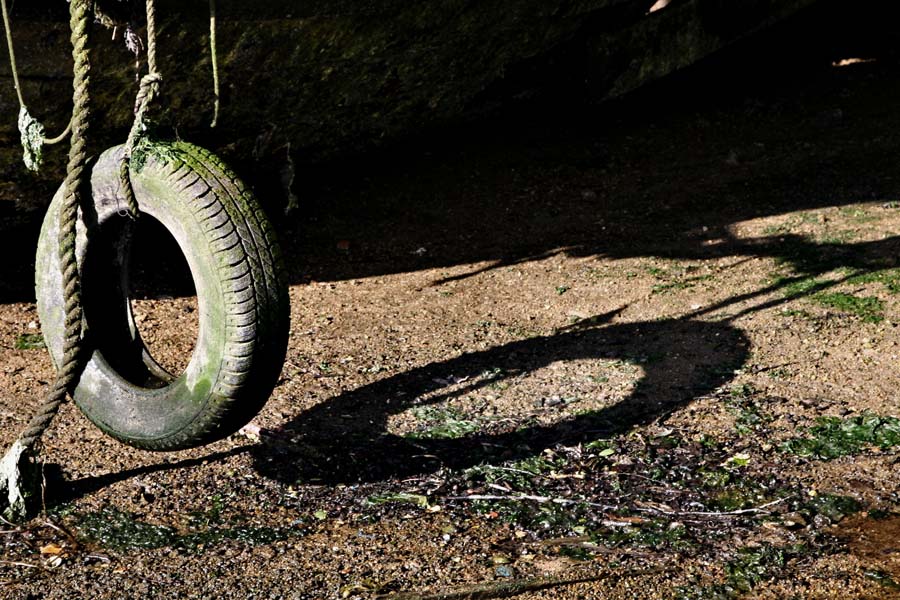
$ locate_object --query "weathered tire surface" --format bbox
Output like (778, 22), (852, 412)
(36, 142), (289, 451)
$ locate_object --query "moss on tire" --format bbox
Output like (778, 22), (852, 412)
(35, 142), (289, 451)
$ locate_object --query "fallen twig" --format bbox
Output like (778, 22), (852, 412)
(446, 493), (788, 519)
(531, 536), (654, 557)
(632, 497), (788, 518)
(446, 493), (615, 512)
(0, 560), (39, 569)
(42, 518), (78, 545)
(485, 466), (543, 477)
(378, 568), (672, 600)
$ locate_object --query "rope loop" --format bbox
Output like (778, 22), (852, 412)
(133, 72), (162, 116)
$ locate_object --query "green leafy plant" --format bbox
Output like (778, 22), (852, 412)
(406, 406), (480, 439)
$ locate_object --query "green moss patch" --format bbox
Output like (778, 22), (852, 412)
(14, 333), (45, 350)
(781, 413), (900, 460)
(812, 292), (884, 322)
(74, 508), (293, 553)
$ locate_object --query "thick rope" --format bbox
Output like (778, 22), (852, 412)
(209, 0), (219, 127)
(118, 0), (162, 220)
(145, 0), (158, 75)
(15, 0), (93, 452)
(1, 0), (73, 171)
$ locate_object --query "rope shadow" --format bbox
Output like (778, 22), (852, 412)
(42, 445), (253, 506)
(251, 312), (750, 484)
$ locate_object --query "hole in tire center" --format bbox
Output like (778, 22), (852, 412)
(82, 213), (198, 385)
(128, 215), (198, 378)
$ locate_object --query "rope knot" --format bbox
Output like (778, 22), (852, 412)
(133, 72), (162, 116)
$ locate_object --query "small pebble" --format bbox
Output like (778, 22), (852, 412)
(495, 565), (515, 578)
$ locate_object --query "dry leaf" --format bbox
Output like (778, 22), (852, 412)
(39, 543), (64, 556)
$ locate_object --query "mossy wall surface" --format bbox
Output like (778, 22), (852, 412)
(0, 0), (626, 182)
(0, 0), (818, 199)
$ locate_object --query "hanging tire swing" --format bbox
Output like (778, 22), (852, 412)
(0, 0), (289, 520)
(35, 143), (289, 450)
(9, 0), (288, 453)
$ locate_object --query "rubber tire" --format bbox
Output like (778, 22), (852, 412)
(35, 142), (289, 451)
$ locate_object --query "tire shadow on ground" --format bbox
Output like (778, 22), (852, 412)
(251, 312), (750, 484)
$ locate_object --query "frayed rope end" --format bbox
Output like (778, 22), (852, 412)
(18, 106), (45, 173)
(0, 440), (40, 523)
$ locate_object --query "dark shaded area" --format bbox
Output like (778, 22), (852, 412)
(2, 1), (900, 304)
(252, 313), (750, 483)
(124, 214), (196, 300)
(1, 0), (658, 184)
(0, 205), (44, 304)
(282, 10), (900, 289)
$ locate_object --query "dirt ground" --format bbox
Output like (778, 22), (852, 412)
(5, 23), (900, 600)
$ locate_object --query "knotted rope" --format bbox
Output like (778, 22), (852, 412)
(119, 0), (162, 220)
(0, 0), (93, 521)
